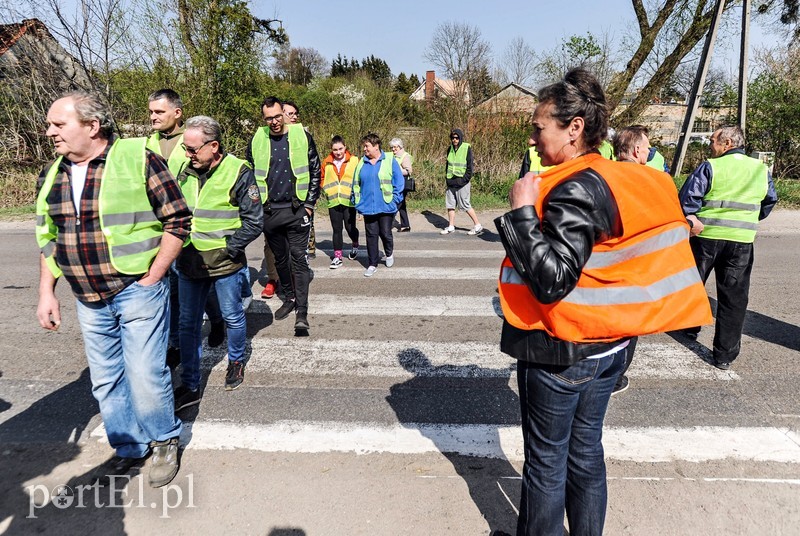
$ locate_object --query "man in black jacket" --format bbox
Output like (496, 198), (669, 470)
(247, 96), (321, 332)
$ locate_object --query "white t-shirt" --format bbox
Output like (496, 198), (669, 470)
(70, 163), (89, 216)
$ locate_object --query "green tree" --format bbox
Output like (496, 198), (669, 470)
(468, 65), (499, 104)
(174, 0), (286, 151)
(361, 55), (392, 86)
(747, 48), (800, 177)
(394, 72), (419, 95)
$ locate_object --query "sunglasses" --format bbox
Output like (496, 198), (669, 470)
(451, 136), (460, 140)
(181, 140), (212, 155)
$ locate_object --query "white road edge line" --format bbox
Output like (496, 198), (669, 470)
(91, 423), (800, 463)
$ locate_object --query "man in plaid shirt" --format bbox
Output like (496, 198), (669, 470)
(35, 91), (191, 488)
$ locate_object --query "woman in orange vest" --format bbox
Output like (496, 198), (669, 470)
(495, 69), (711, 535)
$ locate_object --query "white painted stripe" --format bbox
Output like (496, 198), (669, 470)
(250, 295), (503, 317)
(305, 267), (498, 280)
(449, 476), (800, 486)
(314, 249), (505, 259)
(202, 338), (739, 381)
(203, 338), (514, 377)
(91, 423), (800, 463)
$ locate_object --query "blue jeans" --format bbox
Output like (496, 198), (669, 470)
(205, 266), (252, 324)
(516, 348), (626, 536)
(75, 279), (181, 459)
(178, 270), (247, 391)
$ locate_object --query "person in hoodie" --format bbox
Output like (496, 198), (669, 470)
(321, 135), (361, 269)
(440, 128), (483, 236)
(351, 133), (404, 277)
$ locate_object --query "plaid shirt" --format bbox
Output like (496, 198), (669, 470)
(38, 136), (192, 302)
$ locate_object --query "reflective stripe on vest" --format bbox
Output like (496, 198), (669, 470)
(179, 154), (245, 251)
(353, 152), (394, 204)
(146, 132), (190, 177)
(35, 138), (163, 277)
(696, 153), (768, 243)
(446, 142), (470, 178)
(527, 146), (553, 175)
(497, 155), (712, 343)
(323, 156), (358, 208)
(250, 124), (310, 201)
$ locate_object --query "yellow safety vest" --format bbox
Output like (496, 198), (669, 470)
(179, 154), (247, 251)
(146, 131), (189, 177)
(36, 138), (163, 277)
(322, 155), (358, 208)
(250, 124), (310, 201)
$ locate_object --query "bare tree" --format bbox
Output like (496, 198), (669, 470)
(606, 0), (740, 126)
(497, 36), (536, 87)
(423, 21), (492, 101)
(21, 0), (143, 95)
(273, 45), (327, 85)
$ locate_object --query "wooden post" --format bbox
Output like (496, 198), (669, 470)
(738, 0), (751, 135)
(671, 0), (727, 176)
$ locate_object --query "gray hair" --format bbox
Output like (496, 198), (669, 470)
(60, 90), (115, 138)
(389, 138), (404, 149)
(715, 125), (745, 148)
(185, 115), (222, 143)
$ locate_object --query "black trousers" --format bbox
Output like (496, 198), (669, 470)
(689, 236), (754, 363)
(328, 204), (359, 252)
(396, 193), (410, 229)
(363, 213), (394, 267)
(263, 206), (313, 312)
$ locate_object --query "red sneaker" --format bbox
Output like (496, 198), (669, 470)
(261, 280), (278, 299)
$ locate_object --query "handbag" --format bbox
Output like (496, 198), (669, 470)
(404, 176), (416, 192)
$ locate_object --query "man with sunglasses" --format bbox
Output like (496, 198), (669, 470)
(247, 96), (321, 333)
(440, 128), (483, 236)
(174, 116), (263, 405)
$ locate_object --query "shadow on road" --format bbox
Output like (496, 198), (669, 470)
(386, 349), (519, 535)
(267, 528), (306, 536)
(0, 368), (127, 534)
(421, 210), (450, 231)
(668, 296), (800, 360)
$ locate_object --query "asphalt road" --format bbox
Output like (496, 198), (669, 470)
(1, 209), (799, 535)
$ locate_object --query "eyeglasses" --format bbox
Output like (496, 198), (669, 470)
(263, 114), (283, 123)
(451, 136), (460, 140)
(181, 140), (212, 155)
(285, 111), (298, 118)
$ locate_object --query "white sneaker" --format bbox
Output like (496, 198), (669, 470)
(364, 266), (377, 277)
(440, 226), (455, 235)
(467, 224), (483, 235)
(242, 296), (253, 311)
(330, 257), (343, 269)
(385, 255), (394, 268)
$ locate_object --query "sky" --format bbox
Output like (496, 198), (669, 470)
(254, 0), (785, 82)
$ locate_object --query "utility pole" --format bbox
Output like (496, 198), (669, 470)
(738, 0), (752, 135)
(671, 0), (726, 176)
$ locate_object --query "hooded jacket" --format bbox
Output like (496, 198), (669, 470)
(445, 128), (473, 189)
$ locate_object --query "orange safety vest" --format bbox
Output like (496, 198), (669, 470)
(498, 153), (712, 343)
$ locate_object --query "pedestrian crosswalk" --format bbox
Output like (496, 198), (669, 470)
(85, 228), (782, 465)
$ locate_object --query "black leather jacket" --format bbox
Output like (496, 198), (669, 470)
(246, 129), (322, 210)
(494, 168), (627, 366)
